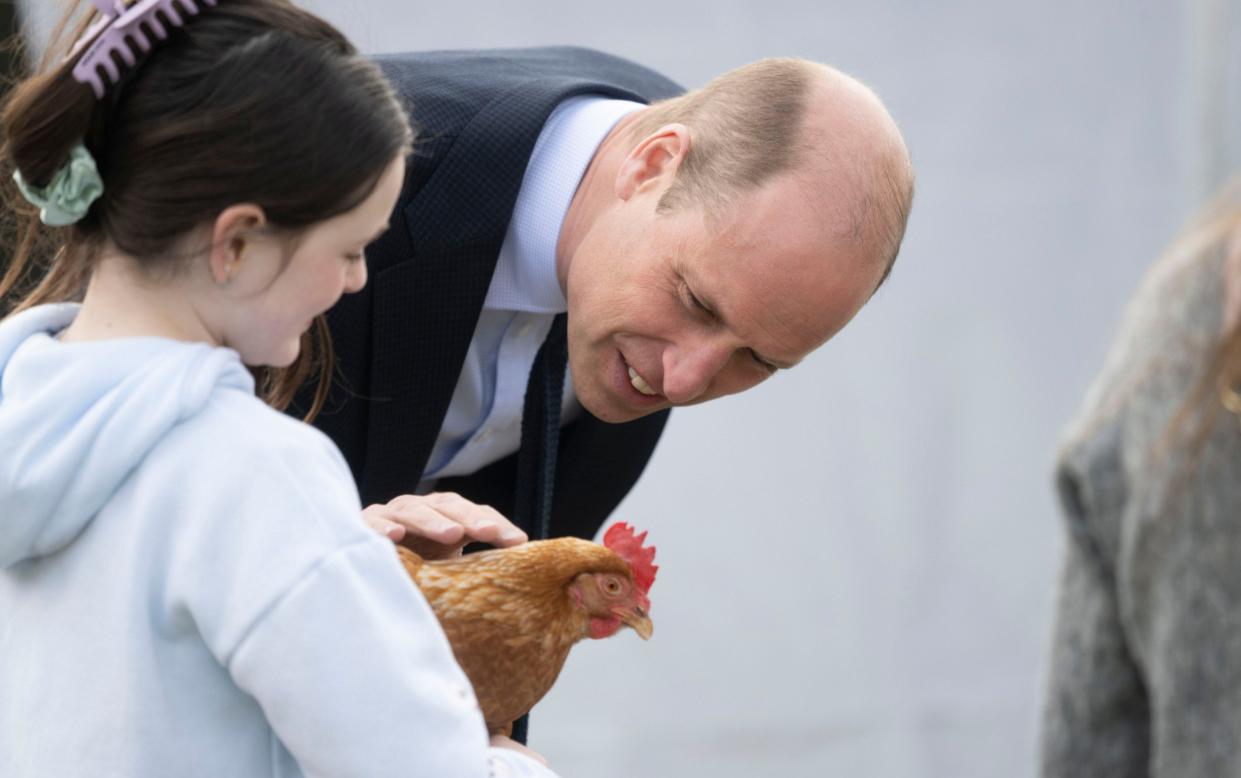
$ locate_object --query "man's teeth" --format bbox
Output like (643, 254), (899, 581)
(627, 366), (658, 396)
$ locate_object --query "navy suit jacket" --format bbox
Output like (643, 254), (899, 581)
(300, 47), (682, 541)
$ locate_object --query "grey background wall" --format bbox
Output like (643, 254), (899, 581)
(19, 2), (1241, 776)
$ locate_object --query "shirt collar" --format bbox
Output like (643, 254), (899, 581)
(484, 96), (645, 313)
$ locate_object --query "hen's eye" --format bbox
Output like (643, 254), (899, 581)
(603, 577), (623, 595)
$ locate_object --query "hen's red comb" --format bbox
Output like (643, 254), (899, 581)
(603, 522), (658, 594)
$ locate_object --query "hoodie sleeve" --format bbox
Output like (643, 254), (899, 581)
(226, 538), (556, 778)
(158, 402), (560, 778)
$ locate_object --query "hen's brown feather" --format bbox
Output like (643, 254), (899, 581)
(396, 538), (635, 733)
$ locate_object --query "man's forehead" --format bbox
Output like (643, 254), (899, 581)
(691, 242), (868, 361)
(710, 171), (851, 249)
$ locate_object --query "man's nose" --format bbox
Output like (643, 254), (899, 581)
(661, 340), (731, 404)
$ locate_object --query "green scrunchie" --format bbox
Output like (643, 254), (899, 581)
(12, 143), (104, 227)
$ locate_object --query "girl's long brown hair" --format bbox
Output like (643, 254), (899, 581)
(0, 0), (412, 421)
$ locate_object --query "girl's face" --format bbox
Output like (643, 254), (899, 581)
(214, 155), (405, 367)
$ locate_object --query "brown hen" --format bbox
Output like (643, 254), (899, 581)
(396, 523), (657, 735)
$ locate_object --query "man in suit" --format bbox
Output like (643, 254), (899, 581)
(306, 47), (913, 559)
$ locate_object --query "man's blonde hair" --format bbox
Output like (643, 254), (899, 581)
(630, 58), (815, 214)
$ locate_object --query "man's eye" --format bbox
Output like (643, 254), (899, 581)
(346, 252), (365, 263)
(749, 349), (778, 373)
(682, 282), (713, 317)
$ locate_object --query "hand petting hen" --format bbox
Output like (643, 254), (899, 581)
(397, 522), (657, 735)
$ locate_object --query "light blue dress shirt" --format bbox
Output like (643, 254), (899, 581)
(421, 96), (644, 485)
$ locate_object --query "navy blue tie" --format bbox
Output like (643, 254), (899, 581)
(513, 312), (568, 541)
(510, 313), (567, 745)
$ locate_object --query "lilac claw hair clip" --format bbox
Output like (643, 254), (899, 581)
(69, 0), (217, 98)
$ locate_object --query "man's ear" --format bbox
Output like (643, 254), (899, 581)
(615, 123), (691, 201)
(208, 204), (268, 285)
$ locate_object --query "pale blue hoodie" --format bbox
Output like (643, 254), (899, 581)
(0, 304), (553, 778)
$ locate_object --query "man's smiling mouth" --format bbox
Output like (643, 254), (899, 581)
(627, 365), (659, 396)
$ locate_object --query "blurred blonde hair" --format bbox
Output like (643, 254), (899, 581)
(1168, 177), (1241, 448)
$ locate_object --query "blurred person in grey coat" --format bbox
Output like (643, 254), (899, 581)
(1042, 183), (1241, 776)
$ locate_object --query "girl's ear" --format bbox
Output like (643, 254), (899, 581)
(208, 204), (269, 285)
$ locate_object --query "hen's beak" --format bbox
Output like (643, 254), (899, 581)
(614, 605), (654, 640)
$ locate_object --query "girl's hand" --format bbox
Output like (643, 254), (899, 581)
(362, 492), (527, 559)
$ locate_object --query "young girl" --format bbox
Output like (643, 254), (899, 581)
(0, 2), (556, 776)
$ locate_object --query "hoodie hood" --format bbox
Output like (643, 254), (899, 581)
(0, 304), (255, 567)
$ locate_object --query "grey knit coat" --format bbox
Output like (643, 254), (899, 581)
(1041, 244), (1241, 776)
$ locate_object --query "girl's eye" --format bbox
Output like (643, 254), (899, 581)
(346, 252), (365, 263)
